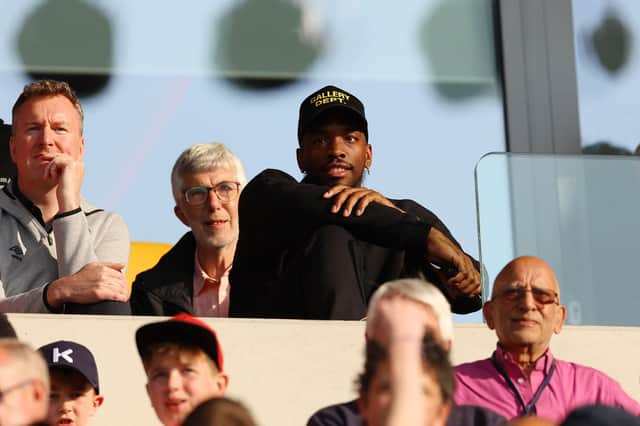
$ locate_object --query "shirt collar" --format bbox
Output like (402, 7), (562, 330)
(193, 249), (232, 295)
(495, 344), (555, 375)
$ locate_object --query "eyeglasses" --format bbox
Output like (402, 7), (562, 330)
(497, 285), (559, 306)
(0, 379), (34, 403)
(183, 182), (240, 206)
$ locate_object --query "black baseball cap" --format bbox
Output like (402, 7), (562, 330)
(297, 85), (368, 144)
(561, 405), (640, 426)
(135, 313), (224, 372)
(38, 340), (100, 393)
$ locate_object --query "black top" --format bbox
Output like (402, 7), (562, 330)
(130, 232), (196, 316)
(230, 169), (481, 317)
(307, 399), (507, 426)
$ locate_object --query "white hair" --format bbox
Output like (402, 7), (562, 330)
(171, 143), (247, 203)
(366, 278), (454, 343)
(0, 338), (50, 390)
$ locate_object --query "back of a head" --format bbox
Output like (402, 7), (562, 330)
(561, 405), (640, 426)
(367, 278), (454, 344)
(182, 397), (256, 426)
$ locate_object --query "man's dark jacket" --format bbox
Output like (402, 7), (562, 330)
(229, 169), (481, 318)
(130, 232), (196, 315)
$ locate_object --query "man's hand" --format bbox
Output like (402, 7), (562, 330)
(368, 295), (430, 348)
(46, 262), (130, 309)
(323, 185), (404, 216)
(43, 153), (84, 212)
(426, 228), (481, 297)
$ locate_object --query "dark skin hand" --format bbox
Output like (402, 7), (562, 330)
(323, 184), (404, 216)
(325, 184), (480, 297)
(427, 228), (481, 297)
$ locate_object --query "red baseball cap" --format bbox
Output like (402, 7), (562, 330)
(135, 313), (224, 371)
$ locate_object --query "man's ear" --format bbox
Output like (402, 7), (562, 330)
(444, 339), (453, 353)
(296, 147), (305, 172)
(554, 304), (567, 334)
(78, 136), (85, 159)
(31, 379), (47, 404)
(174, 205), (189, 227)
(483, 300), (496, 330)
(365, 143), (372, 169)
(9, 136), (16, 163)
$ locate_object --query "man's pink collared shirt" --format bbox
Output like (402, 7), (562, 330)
(454, 345), (640, 422)
(192, 253), (230, 317)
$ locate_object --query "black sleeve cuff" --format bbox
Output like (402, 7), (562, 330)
(43, 282), (64, 314)
(53, 207), (82, 220)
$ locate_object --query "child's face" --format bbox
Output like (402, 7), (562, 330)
(47, 369), (103, 426)
(358, 360), (450, 426)
(145, 349), (228, 426)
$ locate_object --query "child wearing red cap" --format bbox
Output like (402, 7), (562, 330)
(135, 314), (229, 426)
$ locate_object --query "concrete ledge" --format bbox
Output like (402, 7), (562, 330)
(7, 314), (640, 426)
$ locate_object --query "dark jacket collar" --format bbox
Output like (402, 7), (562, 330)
(11, 178), (49, 230)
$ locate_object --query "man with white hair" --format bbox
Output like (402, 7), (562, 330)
(307, 278), (505, 426)
(0, 339), (49, 426)
(131, 143), (246, 316)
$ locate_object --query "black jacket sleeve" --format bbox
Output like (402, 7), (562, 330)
(396, 199), (482, 313)
(231, 169), (481, 316)
(238, 169), (432, 252)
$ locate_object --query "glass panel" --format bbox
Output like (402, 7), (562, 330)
(476, 153), (640, 326)
(1, 1), (504, 320)
(572, 0), (640, 155)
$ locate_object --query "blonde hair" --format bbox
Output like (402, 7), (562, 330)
(366, 278), (454, 343)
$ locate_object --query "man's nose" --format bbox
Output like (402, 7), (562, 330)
(208, 188), (223, 210)
(38, 126), (55, 146)
(327, 137), (346, 158)
(518, 288), (538, 310)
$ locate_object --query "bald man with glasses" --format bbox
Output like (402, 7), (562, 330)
(454, 256), (640, 422)
(130, 143), (246, 316)
(0, 339), (49, 426)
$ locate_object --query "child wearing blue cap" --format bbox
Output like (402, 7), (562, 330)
(38, 340), (104, 426)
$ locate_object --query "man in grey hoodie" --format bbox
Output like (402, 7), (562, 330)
(0, 80), (130, 313)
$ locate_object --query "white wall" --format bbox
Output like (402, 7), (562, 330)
(7, 314), (640, 426)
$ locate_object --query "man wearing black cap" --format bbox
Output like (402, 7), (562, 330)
(230, 85), (481, 320)
(38, 340), (104, 426)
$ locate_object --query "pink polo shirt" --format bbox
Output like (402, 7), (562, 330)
(192, 252), (230, 317)
(454, 345), (640, 422)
